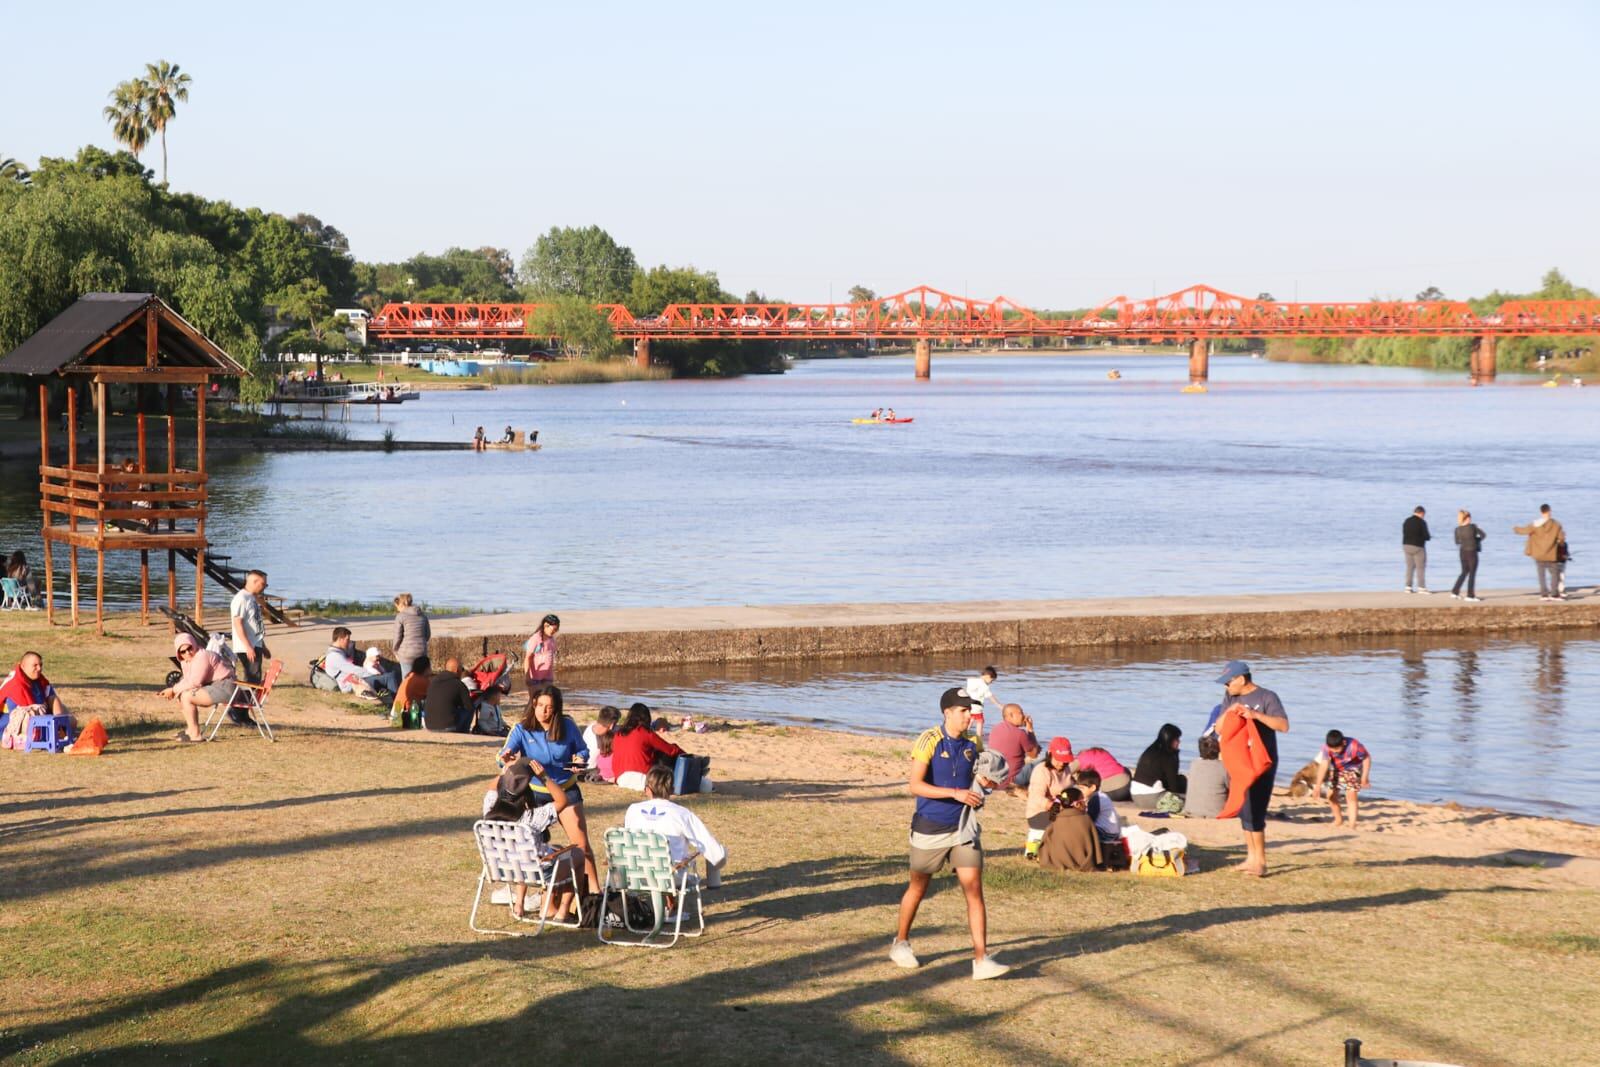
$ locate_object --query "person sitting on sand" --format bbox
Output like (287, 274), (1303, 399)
(481, 757), (581, 923)
(1038, 786), (1102, 873)
(159, 633), (237, 743)
(324, 628), (387, 700)
(1131, 723), (1187, 810)
(1312, 730), (1372, 828)
(625, 765), (728, 888)
(424, 657), (475, 732)
(1, 651), (76, 749)
(1024, 736), (1076, 860)
(610, 702), (684, 791)
(1183, 733), (1230, 819)
(582, 705), (621, 783)
(1070, 745), (1133, 801)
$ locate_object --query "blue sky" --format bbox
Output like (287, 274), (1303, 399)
(5, 0), (1597, 307)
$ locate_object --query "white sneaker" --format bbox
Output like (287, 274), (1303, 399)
(972, 955), (1010, 981)
(490, 886), (513, 905)
(1465, 596), (1482, 603)
(889, 939), (919, 969)
(1416, 588), (1432, 595)
(1403, 587), (1414, 593)
(1449, 593), (1460, 600)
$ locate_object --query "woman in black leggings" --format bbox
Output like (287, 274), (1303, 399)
(1452, 509), (1485, 602)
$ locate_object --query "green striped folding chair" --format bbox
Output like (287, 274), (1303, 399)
(470, 819), (585, 937)
(597, 827), (704, 948)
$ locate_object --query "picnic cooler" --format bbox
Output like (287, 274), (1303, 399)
(672, 753), (711, 795)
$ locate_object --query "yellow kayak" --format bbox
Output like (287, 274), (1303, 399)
(852, 417), (914, 424)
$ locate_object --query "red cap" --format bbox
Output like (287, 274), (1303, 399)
(1049, 736), (1074, 762)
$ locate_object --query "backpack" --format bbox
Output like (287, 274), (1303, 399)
(475, 702), (507, 736)
(309, 658), (340, 692)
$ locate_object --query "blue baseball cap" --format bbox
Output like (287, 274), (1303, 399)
(1215, 660), (1251, 685)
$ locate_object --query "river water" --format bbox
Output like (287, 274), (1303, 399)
(566, 631), (1600, 823)
(3, 353), (1598, 818)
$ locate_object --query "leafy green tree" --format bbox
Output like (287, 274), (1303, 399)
(268, 279), (353, 380)
(33, 146), (153, 183)
(626, 264), (728, 315)
(518, 225), (636, 302)
(530, 295), (619, 359)
(103, 79), (153, 160)
(847, 285), (877, 304)
(1415, 286), (1446, 302)
(142, 61), (192, 185)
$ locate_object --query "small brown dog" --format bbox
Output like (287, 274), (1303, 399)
(1287, 760), (1324, 799)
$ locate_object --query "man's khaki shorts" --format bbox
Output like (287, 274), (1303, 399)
(909, 841), (983, 874)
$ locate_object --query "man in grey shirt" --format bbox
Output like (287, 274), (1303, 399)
(230, 570), (269, 685)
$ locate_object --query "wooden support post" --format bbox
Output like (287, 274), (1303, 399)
(914, 338), (932, 379)
(137, 411), (147, 472)
(194, 385), (206, 626)
(68, 385), (79, 625)
(39, 384), (53, 623)
(1189, 338), (1210, 384)
(96, 381), (106, 635)
(141, 550), (150, 626)
(635, 337), (651, 370)
(167, 549), (177, 632)
(70, 545), (79, 626)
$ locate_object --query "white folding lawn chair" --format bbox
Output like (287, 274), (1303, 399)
(470, 819), (585, 937)
(0, 577), (30, 611)
(597, 827), (704, 949)
(203, 658), (281, 742)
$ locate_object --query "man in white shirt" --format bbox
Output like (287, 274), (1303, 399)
(230, 570), (269, 685)
(624, 766), (727, 887)
(964, 666), (1002, 738)
(324, 627), (382, 697)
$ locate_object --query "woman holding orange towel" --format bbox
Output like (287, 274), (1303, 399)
(1214, 660), (1289, 878)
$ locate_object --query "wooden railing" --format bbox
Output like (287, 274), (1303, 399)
(40, 464), (208, 528)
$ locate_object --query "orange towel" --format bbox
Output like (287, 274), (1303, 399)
(1216, 706), (1274, 818)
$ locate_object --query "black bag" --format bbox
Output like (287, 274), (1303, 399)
(585, 890), (659, 930)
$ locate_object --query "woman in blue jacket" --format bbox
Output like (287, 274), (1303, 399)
(500, 685), (596, 890)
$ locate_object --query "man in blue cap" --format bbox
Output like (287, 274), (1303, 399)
(1215, 660), (1289, 877)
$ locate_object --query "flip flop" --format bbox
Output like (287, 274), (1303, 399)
(176, 734), (206, 744)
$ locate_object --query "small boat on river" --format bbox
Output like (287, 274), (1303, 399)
(852, 417), (914, 425)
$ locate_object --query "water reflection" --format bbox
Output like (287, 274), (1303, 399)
(562, 632), (1600, 823)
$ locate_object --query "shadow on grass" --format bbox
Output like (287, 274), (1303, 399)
(0, 786), (208, 819)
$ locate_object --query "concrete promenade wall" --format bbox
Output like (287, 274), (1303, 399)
(273, 589), (1600, 676)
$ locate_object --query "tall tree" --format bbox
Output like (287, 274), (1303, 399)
(847, 285), (877, 304)
(142, 61), (192, 185)
(1415, 286), (1446, 302)
(518, 225), (636, 303)
(103, 79), (153, 160)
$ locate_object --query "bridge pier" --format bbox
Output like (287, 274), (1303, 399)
(1188, 338), (1209, 384)
(1471, 335), (1497, 384)
(914, 338), (931, 379)
(634, 337), (651, 370)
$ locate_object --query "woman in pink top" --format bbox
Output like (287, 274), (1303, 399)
(158, 633), (236, 742)
(1025, 737), (1077, 859)
(1071, 745), (1132, 801)
(523, 613), (559, 697)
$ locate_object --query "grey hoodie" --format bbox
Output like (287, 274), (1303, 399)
(393, 605), (431, 659)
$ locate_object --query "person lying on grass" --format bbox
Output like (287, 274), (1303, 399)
(482, 757), (582, 923)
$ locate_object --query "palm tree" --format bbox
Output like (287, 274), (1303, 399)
(103, 78), (153, 161)
(142, 61), (192, 185)
(0, 156), (29, 185)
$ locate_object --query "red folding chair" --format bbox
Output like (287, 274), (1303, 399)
(205, 659), (282, 742)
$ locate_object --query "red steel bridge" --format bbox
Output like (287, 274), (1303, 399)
(367, 284), (1600, 382)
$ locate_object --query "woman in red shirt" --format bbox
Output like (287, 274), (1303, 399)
(610, 702), (682, 790)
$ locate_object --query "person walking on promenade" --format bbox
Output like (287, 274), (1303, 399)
(1514, 504), (1567, 601)
(230, 570), (270, 686)
(1451, 510), (1486, 602)
(890, 687), (1009, 980)
(1402, 506), (1431, 594)
(392, 593), (431, 680)
(1215, 660), (1289, 877)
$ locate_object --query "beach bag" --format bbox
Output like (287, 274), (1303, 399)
(1136, 846), (1187, 878)
(1156, 792), (1185, 815)
(68, 718), (109, 756)
(672, 753), (711, 796)
(309, 658), (340, 691)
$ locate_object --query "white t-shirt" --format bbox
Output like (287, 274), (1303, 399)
(965, 675), (996, 710)
(624, 797), (727, 867)
(230, 589), (264, 652)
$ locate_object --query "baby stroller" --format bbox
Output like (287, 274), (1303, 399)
(462, 652), (512, 735)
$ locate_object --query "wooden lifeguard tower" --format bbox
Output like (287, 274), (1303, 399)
(0, 293), (245, 634)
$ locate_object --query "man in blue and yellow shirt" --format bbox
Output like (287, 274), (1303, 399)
(890, 686), (1010, 981)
